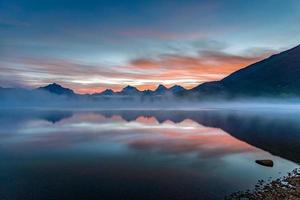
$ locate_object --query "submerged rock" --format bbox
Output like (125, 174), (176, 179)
(255, 160), (274, 167)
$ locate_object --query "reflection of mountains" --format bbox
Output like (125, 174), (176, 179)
(1, 109), (299, 163)
(0, 109), (73, 124)
(95, 110), (300, 164)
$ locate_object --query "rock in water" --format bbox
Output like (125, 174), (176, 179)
(255, 160), (274, 167)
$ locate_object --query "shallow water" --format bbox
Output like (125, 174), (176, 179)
(0, 109), (299, 200)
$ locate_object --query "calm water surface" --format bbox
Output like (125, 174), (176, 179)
(0, 109), (299, 200)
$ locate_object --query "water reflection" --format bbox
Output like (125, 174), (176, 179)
(97, 110), (300, 163)
(0, 109), (299, 200)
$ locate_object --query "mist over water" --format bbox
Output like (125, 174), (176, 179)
(2, 88), (300, 110)
(0, 108), (299, 200)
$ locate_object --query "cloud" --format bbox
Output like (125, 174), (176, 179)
(129, 49), (270, 71)
(240, 47), (280, 58)
(191, 40), (229, 51)
(118, 29), (207, 40)
(0, 58), (133, 92)
(0, 46), (277, 93)
(127, 48), (276, 86)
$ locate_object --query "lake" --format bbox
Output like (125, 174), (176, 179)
(0, 108), (299, 200)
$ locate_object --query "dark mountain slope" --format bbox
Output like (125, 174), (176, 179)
(191, 44), (300, 97)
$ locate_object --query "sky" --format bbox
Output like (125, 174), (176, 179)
(1, 0), (300, 94)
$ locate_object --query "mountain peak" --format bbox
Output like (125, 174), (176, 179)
(45, 82), (63, 88)
(39, 83), (75, 96)
(153, 84), (168, 95)
(122, 85), (140, 92)
(120, 85), (140, 95)
(50, 82), (60, 86)
(157, 84), (167, 89)
(123, 85), (136, 90)
(100, 89), (114, 95)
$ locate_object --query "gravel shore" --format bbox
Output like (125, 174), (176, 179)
(226, 168), (300, 200)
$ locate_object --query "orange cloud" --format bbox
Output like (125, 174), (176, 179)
(129, 51), (265, 74)
(126, 51), (270, 90)
(2, 48), (275, 94)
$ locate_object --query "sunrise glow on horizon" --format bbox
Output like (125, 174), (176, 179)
(1, 0), (300, 94)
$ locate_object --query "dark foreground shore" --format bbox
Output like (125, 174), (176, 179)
(226, 168), (300, 200)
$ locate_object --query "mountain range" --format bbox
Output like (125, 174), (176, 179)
(1, 44), (300, 101)
(92, 84), (185, 97)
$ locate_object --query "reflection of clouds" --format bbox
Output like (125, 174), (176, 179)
(128, 129), (257, 159)
(0, 112), (258, 160)
(135, 116), (158, 124)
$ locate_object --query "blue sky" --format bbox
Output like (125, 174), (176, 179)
(1, 0), (300, 93)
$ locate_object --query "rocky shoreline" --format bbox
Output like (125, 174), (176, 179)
(226, 168), (300, 200)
